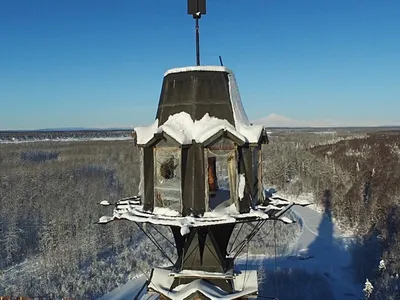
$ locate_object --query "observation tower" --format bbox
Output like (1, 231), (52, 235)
(99, 1), (309, 299)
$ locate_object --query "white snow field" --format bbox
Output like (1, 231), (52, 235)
(99, 276), (147, 300)
(100, 195), (363, 300)
(239, 204), (363, 300)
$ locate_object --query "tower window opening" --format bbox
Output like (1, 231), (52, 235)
(154, 147), (182, 210)
(206, 145), (237, 210)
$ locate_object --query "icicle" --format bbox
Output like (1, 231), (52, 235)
(238, 173), (246, 200)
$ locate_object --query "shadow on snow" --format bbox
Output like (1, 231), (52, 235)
(235, 190), (364, 300)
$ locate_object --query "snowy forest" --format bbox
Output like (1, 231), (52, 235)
(1, 129), (400, 299)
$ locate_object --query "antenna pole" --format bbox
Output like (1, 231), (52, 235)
(195, 16), (200, 66)
(188, 0), (206, 66)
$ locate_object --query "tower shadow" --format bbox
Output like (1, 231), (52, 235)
(307, 189), (335, 257)
(235, 189), (364, 300)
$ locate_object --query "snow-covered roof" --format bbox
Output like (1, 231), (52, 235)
(135, 65), (265, 146)
(99, 194), (310, 235)
(135, 112), (248, 145)
(164, 65), (233, 76)
(147, 267), (258, 300)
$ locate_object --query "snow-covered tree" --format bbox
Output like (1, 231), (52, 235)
(378, 259), (386, 273)
(363, 278), (374, 299)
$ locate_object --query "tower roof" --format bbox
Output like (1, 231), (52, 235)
(135, 66), (264, 145)
(157, 65), (250, 128)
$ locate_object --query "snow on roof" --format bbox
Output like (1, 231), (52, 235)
(135, 66), (264, 145)
(169, 269), (234, 279)
(148, 267), (258, 300)
(99, 203), (261, 232)
(135, 112), (247, 145)
(164, 65), (233, 76)
(135, 119), (159, 145)
(98, 194), (310, 232)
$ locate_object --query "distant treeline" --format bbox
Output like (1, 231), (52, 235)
(0, 130), (133, 142)
(0, 297), (76, 300)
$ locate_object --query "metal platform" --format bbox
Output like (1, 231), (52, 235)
(99, 193), (309, 229)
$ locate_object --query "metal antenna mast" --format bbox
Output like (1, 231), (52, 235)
(188, 0), (206, 66)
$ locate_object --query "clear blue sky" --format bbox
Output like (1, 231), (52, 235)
(0, 0), (399, 129)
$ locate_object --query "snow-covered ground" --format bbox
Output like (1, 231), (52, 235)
(101, 194), (363, 300)
(99, 276), (147, 300)
(245, 204), (362, 300)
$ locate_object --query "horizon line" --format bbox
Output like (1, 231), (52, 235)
(1, 125), (400, 132)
